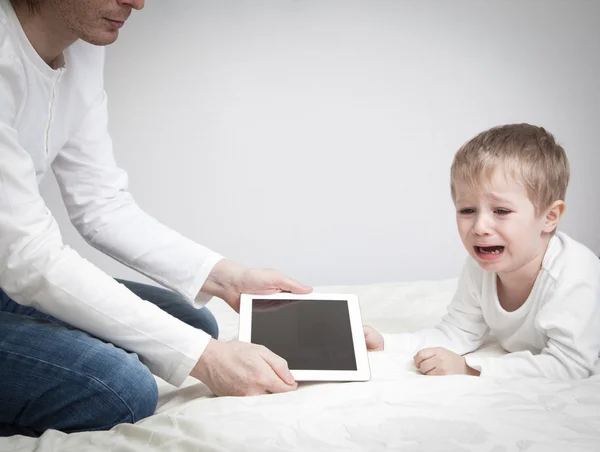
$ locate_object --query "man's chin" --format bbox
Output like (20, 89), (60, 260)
(82, 30), (120, 46)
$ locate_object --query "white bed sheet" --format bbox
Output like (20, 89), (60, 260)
(2, 278), (600, 452)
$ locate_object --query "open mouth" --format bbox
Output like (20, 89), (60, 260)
(474, 245), (505, 260)
(476, 245), (504, 254)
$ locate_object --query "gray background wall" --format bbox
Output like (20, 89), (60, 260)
(41, 0), (600, 287)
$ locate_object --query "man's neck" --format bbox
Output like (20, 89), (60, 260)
(12, 2), (76, 69)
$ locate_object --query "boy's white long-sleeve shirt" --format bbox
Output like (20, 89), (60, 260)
(0, 1), (223, 386)
(383, 232), (600, 380)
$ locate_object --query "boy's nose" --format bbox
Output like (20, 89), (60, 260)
(472, 214), (492, 236)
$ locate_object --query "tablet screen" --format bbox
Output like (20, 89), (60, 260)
(251, 299), (357, 371)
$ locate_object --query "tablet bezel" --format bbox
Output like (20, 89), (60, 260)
(239, 292), (371, 382)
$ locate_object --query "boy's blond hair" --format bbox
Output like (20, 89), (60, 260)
(450, 124), (570, 215)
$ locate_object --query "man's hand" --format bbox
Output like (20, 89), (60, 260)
(363, 325), (385, 351)
(413, 347), (480, 376)
(190, 339), (299, 396)
(201, 259), (312, 312)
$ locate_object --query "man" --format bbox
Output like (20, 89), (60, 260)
(0, 0), (311, 437)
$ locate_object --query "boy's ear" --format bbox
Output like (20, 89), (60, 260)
(542, 200), (566, 233)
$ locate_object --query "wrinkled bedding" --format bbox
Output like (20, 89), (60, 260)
(3, 278), (600, 452)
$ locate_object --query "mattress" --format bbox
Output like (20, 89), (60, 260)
(3, 278), (600, 452)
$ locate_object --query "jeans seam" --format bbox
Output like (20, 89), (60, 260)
(0, 347), (137, 423)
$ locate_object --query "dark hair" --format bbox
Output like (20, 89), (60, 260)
(10, 0), (43, 13)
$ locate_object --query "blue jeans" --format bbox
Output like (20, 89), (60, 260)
(0, 279), (219, 437)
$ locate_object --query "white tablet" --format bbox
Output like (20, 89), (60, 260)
(239, 293), (371, 382)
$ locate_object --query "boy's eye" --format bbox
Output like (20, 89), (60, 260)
(494, 209), (511, 215)
(459, 208), (475, 215)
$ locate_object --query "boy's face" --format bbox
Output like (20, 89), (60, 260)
(454, 169), (551, 276)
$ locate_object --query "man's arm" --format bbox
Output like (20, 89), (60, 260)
(51, 87), (224, 306)
(0, 120), (212, 386)
(0, 44), (211, 386)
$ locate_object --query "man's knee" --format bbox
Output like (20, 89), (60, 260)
(199, 307), (219, 339)
(116, 279), (220, 339)
(56, 347), (159, 433)
(0, 328), (158, 436)
(100, 353), (159, 427)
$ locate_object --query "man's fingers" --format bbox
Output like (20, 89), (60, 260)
(279, 276), (312, 294)
(265, 270), (312, 294)
(258, 346), (296, 386)
(261, 369), (298, 394)
(268, 378), (298, 394)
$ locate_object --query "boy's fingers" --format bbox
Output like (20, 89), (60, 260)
(414, 348), (437, 367)
(418, 356), (437, 375)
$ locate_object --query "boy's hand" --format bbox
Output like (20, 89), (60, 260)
(413, 347), (480, 376)
(363, 325), (385, 351)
